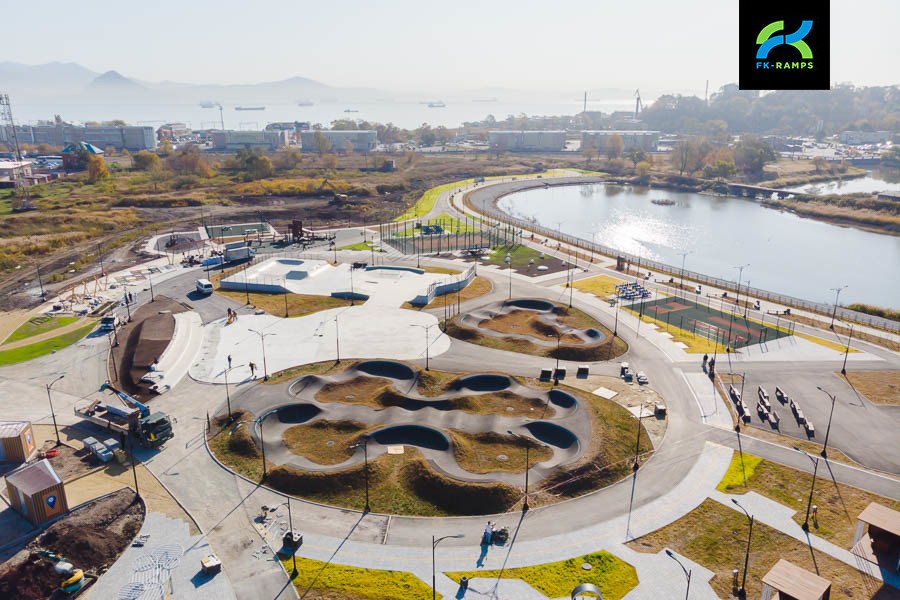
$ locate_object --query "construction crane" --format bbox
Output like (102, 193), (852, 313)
(0, 93), (35, 211)
(634, 89), (643, 120)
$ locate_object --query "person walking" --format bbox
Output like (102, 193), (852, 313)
(249, 362), (257, 379)
(483, 521), (493, 545)
(227, 354), (232, 369)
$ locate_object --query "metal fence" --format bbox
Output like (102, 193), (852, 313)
(474, 193), (900, 334)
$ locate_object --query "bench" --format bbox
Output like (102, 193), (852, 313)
(539, 368), (552, 381)
(577, 365), (589, 378)
(770, 411), (780, 426)
(554, 367), (567, 381)
(757, 402), (770, 419)
(805, 420), (815, 435)
(796, 409), (806, 424)
(775, 387), (786, 403)
(758, 386), (769, 403)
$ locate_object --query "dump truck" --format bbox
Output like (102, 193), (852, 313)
(74, 387), (174, 449)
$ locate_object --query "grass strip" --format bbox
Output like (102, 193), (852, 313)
(3, 315), (79, 344)
(282, 556), (439, 600)
(0, 323), (96, 365)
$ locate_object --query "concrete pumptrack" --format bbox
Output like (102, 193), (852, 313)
(246, 360), (586, 486)
(457, 298), (609, 347)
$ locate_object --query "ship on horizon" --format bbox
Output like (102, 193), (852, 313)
(296, 100), (314, 106)
(235, 106), (265, 111)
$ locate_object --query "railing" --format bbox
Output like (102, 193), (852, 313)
(471, 183), (900, 334)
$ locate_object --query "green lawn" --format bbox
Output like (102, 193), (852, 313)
(338, 241), (384, 252)
(281, 556), (439, 599)
(395, 213), (481, 237)
(0, 323), (96, 366)
(481, 244), (547, 270)
(3, 316), (80, 345)
(447, 551), (638, 600)
(395, 180), (473, 221)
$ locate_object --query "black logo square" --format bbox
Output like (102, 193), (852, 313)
(740, 0), (830, 90)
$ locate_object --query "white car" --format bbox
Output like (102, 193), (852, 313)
(636, 372), (649, 385)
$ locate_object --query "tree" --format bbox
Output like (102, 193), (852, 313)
(606, 133), (624, 160)
(733, 135), (776, 176)
(168, 145), (211, 177)
(635, 161), (652, 184)
(273, 147), (302, 171)
(703, 160), (737, 179)
(343, 139), (354, 156)
(87, 155), (110, 182)
(157, 138), (173, 156)
(68, 144), (91, 170)
(582, 145), (597, 165)
(416, 123), (436, 147)
(626, 147), (646, 169)
(671, 141), (694, 176)
(232, 147), (273, 180)
(133, 150), (161, 171)
(322, 154), (338, 169)
(312, 131), (331, 155)
(812, 156), (827, 173)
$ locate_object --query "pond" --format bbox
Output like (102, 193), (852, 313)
(498, 183), (900, 309)
(785, 169), (900, 196)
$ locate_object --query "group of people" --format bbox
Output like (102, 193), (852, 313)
(226, 354), (256, 378)
(226, 307), (239, 321)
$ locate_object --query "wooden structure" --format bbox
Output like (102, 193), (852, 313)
(852, 502), (900, 574)
(0, 421), (36, 463)
(760, 559), (831, 600)
(5, 458), (68, 525)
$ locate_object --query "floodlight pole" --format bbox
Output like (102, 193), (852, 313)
(248, 328), (275, 381)
(665, 549), (691, 600)
(506, 430), (531, 511)
(733, 263), (749, 316)
(348, 437), (371, 512)
(732, 499), (753, 597)
(46, 375), (64, 446)
(432, 534), (464, 600)
(841, 324), (853, 375)
(816, 386), (837, 458)
(829, 285), (846, 329)
(678, 251), (691, 301)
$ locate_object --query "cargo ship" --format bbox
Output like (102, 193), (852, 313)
(235, 106), (265, 111)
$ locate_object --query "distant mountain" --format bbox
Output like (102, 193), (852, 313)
(0, 61), (99, 100)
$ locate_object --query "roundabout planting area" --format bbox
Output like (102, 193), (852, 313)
(447, 298), (629, 361)
(209, 359), (657, 516)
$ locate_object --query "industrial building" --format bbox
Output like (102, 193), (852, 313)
(209, 129), (290, 151)
(581, 130), (660, 152)
(5, 458), (68, 525)
(0, 421), (36, 463)
(0, 159), (32, 180)
(157, 123), (192, 140)
(488, 131), (566, 152)
(266, 122), (310, 144)
(300, 130), (378, 153)
(839, 130), (892, 145)
(1, 123), (157, 151)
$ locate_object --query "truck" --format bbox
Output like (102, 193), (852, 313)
(99, 314), (121, 331)
(74, 387), (174, 449)
(224, 245), (254, 263)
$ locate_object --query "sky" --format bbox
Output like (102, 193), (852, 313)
(3, 0), (898, 93)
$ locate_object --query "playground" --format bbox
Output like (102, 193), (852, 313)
(626, 296), (793, 350)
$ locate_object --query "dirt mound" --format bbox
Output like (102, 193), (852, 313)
(403, 458), (519, 515)
(0, 489), (143, 600)
(267, 460), (386, 495)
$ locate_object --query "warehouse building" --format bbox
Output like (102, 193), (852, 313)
(0, 421), (36, 463)
(300, 130), (377, 153)
(839, 130), (892, 145)
(209, 129), (290, 151)
(488, 131), (566, 152)
(581, 130), (660, 152)
(5, 459), (68, 525)
(1, 123), (156, 151)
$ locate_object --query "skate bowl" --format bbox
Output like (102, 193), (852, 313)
(507, 298), (554, 311)
(275, 403), (322, 424)
(548, 389), (578, 409)
(451, 374), (513, 392)
(356, 360), (416, 380)
(524, 421), (579, 450)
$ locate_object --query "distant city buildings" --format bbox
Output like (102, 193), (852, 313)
(839, 130), (892, 145)
(210, 130), (290, 151)
(1, 123), (156, 151)
(157, 123), (192, 140)
(488, 130), (566, 152)
(581, 130), (659, 152)
(299, 130), (377, 153)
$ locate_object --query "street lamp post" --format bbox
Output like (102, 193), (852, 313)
(506, 255), (512, 299)
(223, 364), (243, 421)
(733, 263), (750, 316)
(665, 549), (692, 600)
(816, 387), (837, 458)
(248, 328), (275, 381)
(411, 323), (439, 371)
(841, 324), (853, 375)
(829, 285), (847, 329)
(124, 287), (132, 322)
(46, 375), (64, 445)
(678, 251), (691, 301)
(432, 534), (464, 600)
(347, 436), (371, 512)
(260, 413), (267, 480)
(506, 430), (532, 511)
(732, 499), (754, 597)
(335, 314), (341, 363)
(286, 497), (298, 577)
(796, 448), (820, 531)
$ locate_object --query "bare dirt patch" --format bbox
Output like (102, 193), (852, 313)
(0, 488), (143, 600)
(841, 370), (900, 405)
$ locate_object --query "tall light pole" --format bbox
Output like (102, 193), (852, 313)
(841, 324), (853, 375)
(248, 328), (275, 381)
(816, 386), (837, 459)
(259, 413), (267, 480)
(795, 448), (820, 531)
(46, 375), (64, 445)
(678, 251), (691, 301)
(224, 363), (244, 421)
(347, 436), (371, 512)
(829, 285), (847, 329)
(733, 263), (750, 314)
(506, 255), (512, 299)
(665, 549), (691, 600)
(507, 430), (533, 511)
(410, 323), (439, 371)
(432, 534), (464, 600)
(732, 498), (754, 598)
(286, 497), (298, 577)
(335, 314), (341, 363)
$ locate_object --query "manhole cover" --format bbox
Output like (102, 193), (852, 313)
(325, 440), (335, 446)
(496, 454), (508, 461)
(505, 407), (515, 412)
(581, 562), (593, 571)
(345, 394), (355, 399)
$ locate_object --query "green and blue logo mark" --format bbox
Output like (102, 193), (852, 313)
(755, 20), (814, 69)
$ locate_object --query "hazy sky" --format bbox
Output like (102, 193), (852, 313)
(4, 0), (898, 93)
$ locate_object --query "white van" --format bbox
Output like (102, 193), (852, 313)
(195, 279), (214, 295)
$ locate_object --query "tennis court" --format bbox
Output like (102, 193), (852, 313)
(626, 296), (792, 349)
(205, 222), (268, 239)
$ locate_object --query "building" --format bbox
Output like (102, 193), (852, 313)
(300, 130), (378, 153)
(61, 142), (104, 170)
(488, 131), (566, 152)
(760, 559), (831, 600)
(5, 459), (68, 525)
(157, 123), (192, 140)
(839, 130), (891, 145)
(0, 421), (36, 463)
(877, 191), (900, 202)
(209, 130), (290, 151)
(0, 159), (33, 181)
(265, 122), (310, 143)
(581, 130), (660, 153)
(2, 123), (156, 151)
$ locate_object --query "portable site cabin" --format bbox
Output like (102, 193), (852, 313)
(0, 421), (36, 463)
(5, 459), (68, 525)
(852, 502), (900, 574)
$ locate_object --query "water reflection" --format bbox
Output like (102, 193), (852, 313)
(499, 183), (900, 309)
(786, 169), (900, 195)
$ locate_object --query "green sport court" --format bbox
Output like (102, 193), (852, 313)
(625, 296), (792, 349)
(205, 222), (268, 238)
